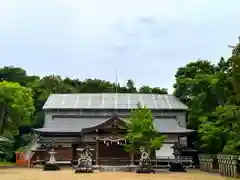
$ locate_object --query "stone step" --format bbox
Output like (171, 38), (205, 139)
(96, 165), (137, 172)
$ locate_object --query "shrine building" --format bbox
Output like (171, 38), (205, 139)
(30, 93), (194, 166)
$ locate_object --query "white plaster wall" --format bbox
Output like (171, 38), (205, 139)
(156, 144), (174, 158)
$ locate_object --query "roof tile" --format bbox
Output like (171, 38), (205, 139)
(34, 117), (194, 134)
(43, 93), (188, 110)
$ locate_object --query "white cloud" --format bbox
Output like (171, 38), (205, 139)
(0, 0), (240, 92)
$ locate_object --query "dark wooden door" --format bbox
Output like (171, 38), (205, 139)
(99, 142), (129, 165)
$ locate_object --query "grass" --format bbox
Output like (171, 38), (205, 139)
(0, 169), (235, 180)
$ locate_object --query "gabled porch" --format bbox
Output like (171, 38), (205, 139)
(80, 115), (131, 166)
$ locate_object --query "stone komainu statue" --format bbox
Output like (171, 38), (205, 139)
(77, 146), (93, 167)
(75, 146), (93, 173)
(139, 147), (151, 166)
(136, 147), (155, 173)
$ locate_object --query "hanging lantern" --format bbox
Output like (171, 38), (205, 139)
(117, 141), (119, 145)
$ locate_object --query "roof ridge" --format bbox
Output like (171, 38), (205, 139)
(50, 93), (174, 96)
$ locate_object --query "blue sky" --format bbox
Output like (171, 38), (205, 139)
(0, 0), (240, 93)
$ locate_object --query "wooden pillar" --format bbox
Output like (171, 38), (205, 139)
(177, 136), (180, 143)
(130, 153), (134, 165)
(72, 144), (76, 162)
(96, 129), (99, 165)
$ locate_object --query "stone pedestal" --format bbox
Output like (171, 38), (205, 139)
(169, 152), (186, 172)
(136, 159), (155, 174)
(43, 163), (60, 171)
(75, 166), (93, 173)
(169, 162), (186, 172)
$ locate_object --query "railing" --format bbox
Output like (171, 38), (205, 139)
(31, 155), (194, 169)
(95, 156), (194, 168)
(98, 158), (129, 166)
(154, 156), (194, 168)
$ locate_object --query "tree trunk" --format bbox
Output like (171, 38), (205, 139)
(0, 103), (6, 133)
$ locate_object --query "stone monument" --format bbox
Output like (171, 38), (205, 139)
(168, 142), (186, 172)
(74, 146), (94, 173)
(43, 142), (60, 171)
(43, 148), (60, 171)
(136, 147), (155, 173)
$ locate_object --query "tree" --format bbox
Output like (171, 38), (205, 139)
(173, 60), (216, 105)
(0, 66), (28, 86)
(231, 55), (240, 103)
(0, 132), (15, 161)
(124, 105), (165, 163)
(173, 57), (234, 153)
(172, 37), (240, 155)
(197, 112), (228, 154)
(139, 86), (168, 94)
(139, 86), (152, 93)
(151, 87), (168, 94)
(0, 81), (35, 134)
(126, 79), (137, 93)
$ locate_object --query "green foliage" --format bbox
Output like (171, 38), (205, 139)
(0, 81), (35, 134)
(198, 114), (227, 154)
(216, 105), (240, 154)
(173, 37), (240, 155)
(139, 85), (168, 94)
(124, 105), (165, 154)
(0, 133), (15, 161)
(174, 58), (233, 154)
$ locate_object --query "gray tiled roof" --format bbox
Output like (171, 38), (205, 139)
(37, 117), (106, 133)
(34, 117), (193, 134)
(43, 93), (188, 110)
(153, 118), (194, 133)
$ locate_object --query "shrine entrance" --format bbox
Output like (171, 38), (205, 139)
(81, 115), (131, 166)
(98, 137), (130, 165)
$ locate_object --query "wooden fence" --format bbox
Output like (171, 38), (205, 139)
(199, 154), (240, 178)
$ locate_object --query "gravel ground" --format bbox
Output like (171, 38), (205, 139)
(0, 169), (233, 180)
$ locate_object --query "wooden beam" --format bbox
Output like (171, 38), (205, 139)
(96, 130), (99, 165)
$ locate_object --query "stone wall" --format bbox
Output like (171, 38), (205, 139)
(199, 154), (240, 178)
